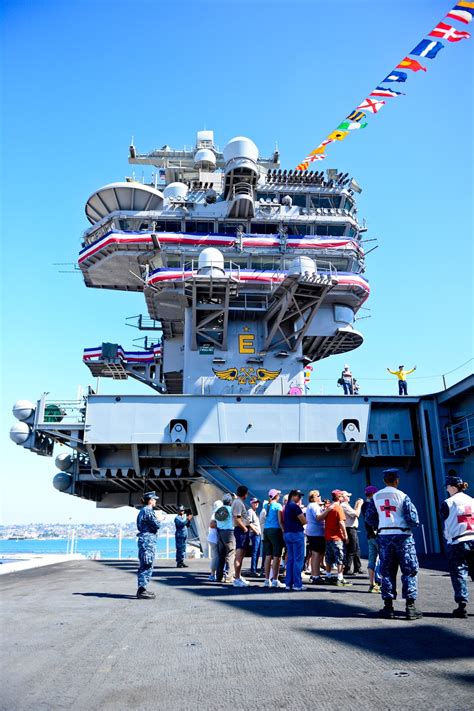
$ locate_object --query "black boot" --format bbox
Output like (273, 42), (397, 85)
(405, 598), (423, 620)
(452, 602), (468, 618)
(137, 587), (155, 599)
(378, 599), (395, 619)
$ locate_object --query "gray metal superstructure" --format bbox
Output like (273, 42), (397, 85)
(10, 130), (473, 554)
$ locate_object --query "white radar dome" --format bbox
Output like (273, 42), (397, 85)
(194, 149), (216, 169)
(12, 400), (35, 421)
(53, 472), (73, 492)
(289, 256), (316, 276)
(198, 247), (225, 276)
(163, 182), (189, 200)
(10, 421), (31, 445)
(55, 453), (74, 472)
(223, 136), (259, 164)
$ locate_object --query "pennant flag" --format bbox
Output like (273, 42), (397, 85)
(410, 39), (445, 58)
(447, 9), (474, 24)
(397, 57), (427, 72)
(429, 21), (470, 41)
(383, 70), (408, 82)
(346, 110), (366, 122)
(447, 5), (474, 24)
(356, 97), (385, 114)
(370, 86), (405, 98)
(337, 120), (368, 131)
(327, 129), (350, 141)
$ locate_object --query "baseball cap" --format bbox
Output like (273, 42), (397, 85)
(331, 489), (342, 497)
(365, 485), (378, 495)
(445, 475), (463, 487)
(222, 493), (233, 505)
(341, 490), (352, 497)
(249, 497), (260, 504)
(268, 488), (281, 499)
(177, 505), (185, 512)
(143, 491), (159, 500)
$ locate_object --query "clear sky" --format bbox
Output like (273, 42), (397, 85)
(1, 0), (472, 524)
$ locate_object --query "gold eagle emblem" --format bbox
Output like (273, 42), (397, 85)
(212, 367), (281, 384)
(256, 368), (281, 382)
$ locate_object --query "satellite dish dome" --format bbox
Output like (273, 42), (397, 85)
(198, 247), (225, 276)
(163, 182), (189, 200)
(53, 472), (73, 492)
(12, 400), (35, 421)
(288, 256), (316, 276)
(223, 136), (259, 164)
(10, 421), (31, 445)
(55, 453), (74, 472)
(194, 149), (216, 169)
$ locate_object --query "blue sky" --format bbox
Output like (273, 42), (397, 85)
(1, 0), (472, 524)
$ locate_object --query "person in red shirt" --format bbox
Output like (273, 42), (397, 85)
(324, 490), (351, 586)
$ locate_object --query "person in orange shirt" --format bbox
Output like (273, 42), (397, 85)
(323, 490), (351, 586)
(387, 364), (416, 395)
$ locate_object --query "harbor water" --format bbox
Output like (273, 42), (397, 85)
(0, 536), (177, 560)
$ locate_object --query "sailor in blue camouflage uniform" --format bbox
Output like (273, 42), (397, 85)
(136, 491), (161, 599)
(440, 474), (474, 619)
(175, 505), (193, 568)
(365, 469), (423, 620)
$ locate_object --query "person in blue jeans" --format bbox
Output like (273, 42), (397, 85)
(283, 489), (307, 591)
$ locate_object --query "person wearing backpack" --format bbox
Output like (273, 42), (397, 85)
(215, 493), (235, 583)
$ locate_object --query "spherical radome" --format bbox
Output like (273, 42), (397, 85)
(12, 400), (35, 421)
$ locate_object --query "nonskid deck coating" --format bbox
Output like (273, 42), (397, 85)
(0, 558), (472, 711)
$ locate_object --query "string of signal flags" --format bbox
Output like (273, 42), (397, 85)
(296, 2), (472, 171)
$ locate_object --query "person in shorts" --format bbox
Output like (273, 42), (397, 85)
(361, 486), (381, 593)
(262, 489), (285, 588)
(232, 485), (250, 587)
(324, 490), (350, 586)
(305, 490), (327, 584)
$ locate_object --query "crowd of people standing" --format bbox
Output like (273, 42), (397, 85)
(136, 470), (474, 619)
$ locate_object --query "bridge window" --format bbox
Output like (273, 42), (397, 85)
(166, 254), (181, 268)
(153, 220), (182, 232)
(315, 224), (346, 236)
(185, 221), (215, 234)
(286, 224), (311, 236)
(251, 256), (281, 270)
(311, 195), (342, 209)
(291, 194), (307, 208)
(217, 222), (243, 235)
(250, 222), (279, 234)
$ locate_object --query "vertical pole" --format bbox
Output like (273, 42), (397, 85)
(442, 374), (447, 390)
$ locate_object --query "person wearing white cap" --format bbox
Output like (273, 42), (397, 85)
(247, 497), (262, 576)
(262, 489), (286, 588)
(340, 491), (364, 575)
(207, 499), (222, 582)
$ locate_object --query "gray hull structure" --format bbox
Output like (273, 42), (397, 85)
(10, 131), (473, 554)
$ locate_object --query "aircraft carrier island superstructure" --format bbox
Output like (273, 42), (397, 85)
(10, 131), (474, 553)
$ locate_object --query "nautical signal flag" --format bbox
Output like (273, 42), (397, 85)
(346, 110), (366, 122)
(397, 57), (427, 72)
(383, 70), (408, 83)
(429, 21), (471, 41)
(370, 86), (405, 98)
(327, 129), (349, 142)
(356, 97), (385, 114)
(295, 2), (472, 171)
(410, 39), (445, 59)
(447, 2), (474, 24)
(337, 120), (368, 131)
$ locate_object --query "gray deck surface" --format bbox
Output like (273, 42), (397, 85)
(0, 557), (472, 711)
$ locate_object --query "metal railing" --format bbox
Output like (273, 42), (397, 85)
(37, 397), (86, 426)
(446, 414), (473, 454)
